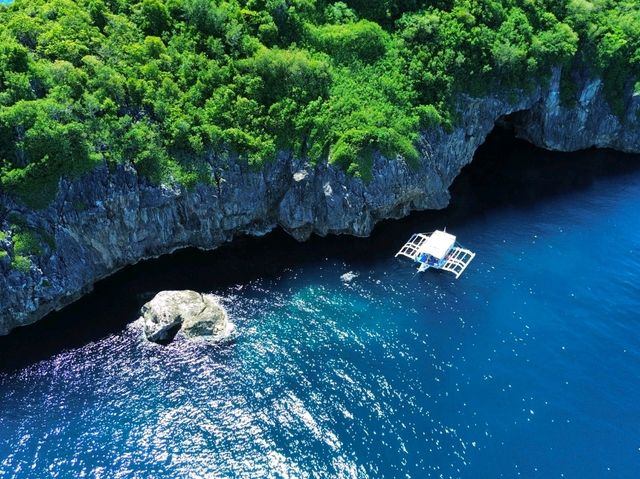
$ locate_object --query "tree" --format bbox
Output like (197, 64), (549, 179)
(136, 0), (172, 36)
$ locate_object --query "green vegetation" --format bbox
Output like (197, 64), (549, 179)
(3, 220), (55, 272)
(0, 0), (637, 205)
(10, 254), (31, 273)
(12, 229), (43, 256)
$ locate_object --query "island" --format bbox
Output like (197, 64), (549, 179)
(0, 0), (638, 334)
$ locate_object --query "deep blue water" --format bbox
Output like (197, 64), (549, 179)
(1, 130), (640, 478)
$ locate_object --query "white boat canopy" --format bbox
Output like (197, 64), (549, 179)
(420, 230), (456, 260)
(395, 229), (476, 278)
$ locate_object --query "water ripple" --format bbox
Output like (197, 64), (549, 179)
(3, 169), (640, 478)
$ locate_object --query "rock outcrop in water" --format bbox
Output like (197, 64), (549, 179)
(0, 68), (639, 335)
(141, 290), (229, 343)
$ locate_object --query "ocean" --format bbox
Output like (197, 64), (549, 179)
(1, 129), (639, 478)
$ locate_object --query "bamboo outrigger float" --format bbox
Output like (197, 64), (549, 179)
(395, 230), (475, 278)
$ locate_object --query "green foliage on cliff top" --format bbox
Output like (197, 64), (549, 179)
(0, 0), (637, 206)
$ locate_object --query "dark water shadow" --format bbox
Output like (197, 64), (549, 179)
(1, 127), (639, 372)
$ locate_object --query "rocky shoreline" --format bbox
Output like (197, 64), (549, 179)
(1, 68), (639, 335)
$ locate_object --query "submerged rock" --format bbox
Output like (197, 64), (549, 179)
(141, 290), (228, 343)
(340, 271), (359, 283)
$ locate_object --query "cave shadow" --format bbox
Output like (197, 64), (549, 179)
(1, 126), (639, 373)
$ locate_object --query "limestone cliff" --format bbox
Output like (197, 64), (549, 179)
(1, 68), (638, 335)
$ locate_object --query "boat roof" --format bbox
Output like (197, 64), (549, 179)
(419, 230), (456, 260)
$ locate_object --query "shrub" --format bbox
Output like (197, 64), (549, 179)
(11, 254), (31, 273)
(240, 47), (331, 105)
(12, 229), (43, 256)
(307, 20), (387, 64)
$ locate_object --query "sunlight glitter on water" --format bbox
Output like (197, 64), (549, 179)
(2, 138), (640, 477)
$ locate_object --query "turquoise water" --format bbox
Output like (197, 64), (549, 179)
(1, 131), (640, 478)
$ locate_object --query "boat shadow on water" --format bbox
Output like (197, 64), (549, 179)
(1, 126), (639, 372)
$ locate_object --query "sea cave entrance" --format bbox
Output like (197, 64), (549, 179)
(446, 121), (640, 219)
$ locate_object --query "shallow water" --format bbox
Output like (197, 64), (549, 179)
(1, 130), (640, 478)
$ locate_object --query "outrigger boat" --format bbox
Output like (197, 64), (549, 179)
(395, 230), (476, 278)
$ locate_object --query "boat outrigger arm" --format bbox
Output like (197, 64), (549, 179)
(395, 230), (476, 279)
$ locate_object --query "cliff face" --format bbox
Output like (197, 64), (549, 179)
(509, 70), (640, 152)
(1, 68), (639, 335)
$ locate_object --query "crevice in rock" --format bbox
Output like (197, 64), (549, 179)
(154, 323), (181, 346)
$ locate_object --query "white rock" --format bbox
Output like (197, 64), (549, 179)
(141, 290), (228, 343)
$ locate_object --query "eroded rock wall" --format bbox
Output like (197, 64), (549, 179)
(1, 68), (638, 335)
